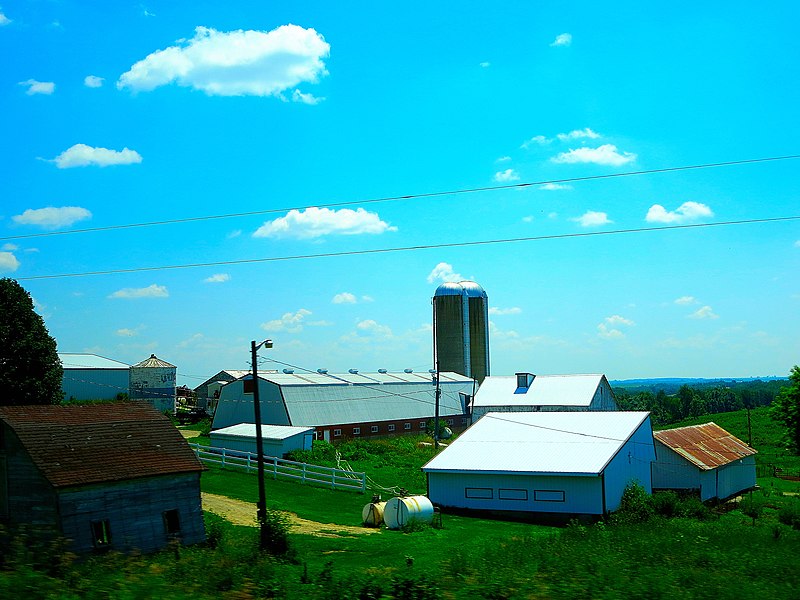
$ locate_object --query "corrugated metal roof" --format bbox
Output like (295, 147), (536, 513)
(654, 423), (757, 470)
(0, 403), (203, 488)
(423, 411), (651, 475)
(211, 423), (314, 441)
(132, 354), (175, 368)
(257, 370), (472, 387)
(59, 353), (130, 370)
(473, 374), (604, 408)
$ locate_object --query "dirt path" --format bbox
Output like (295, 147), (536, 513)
(202, 492), (380, 537)
(179, 429), (201, 439)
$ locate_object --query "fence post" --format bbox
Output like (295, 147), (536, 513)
(361, 473), (366, 493)
(221, 448), (226, 469)
(302, 462), (307, 484)
(332, 469), (336, 490)
(272, 456), (277, 480)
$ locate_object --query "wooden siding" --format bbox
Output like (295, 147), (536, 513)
(58, 472), (205, 553)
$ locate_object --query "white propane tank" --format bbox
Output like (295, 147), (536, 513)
(384, 496), (434, 530)
(361, 501), (387, 527)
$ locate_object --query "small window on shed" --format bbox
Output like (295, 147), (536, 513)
(371, 425), (379, 433)
(388, 424), (396, 432)
(163, 509), (181, 536)
(404, 423), (411, 430)
(91, 519), (112, 548)
(461, 417), (468, 425)
(419, 421), (426, 429)
(243, 378), (256, 394)
(334, 429), (342, 437)
(353, 427), (361, 435)
(446, 419), (454, 426)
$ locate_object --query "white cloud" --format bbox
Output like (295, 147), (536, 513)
(489, 307), (522, 315)
(427, 262), (462, 284)
(572, 210), (612, 227)
(109, 284), (169, 299)
(557, 128), (600, 141)
(13, 206), (92, 229)
(521, 135), (550, 149)
(2, 243), (18, 251)
(674, 295), (697, 306)
(356, 319), (393, 337)
(118, 25), (330, 98)
(604, 315), (634, 326)
(292, 89), (324, 105)
(645, 201), (714, 224)
(253, 207), (396, 239)
(261, 308), (311, 333)
(332, 292), (357, 304)
(689, 305), (718, 320)
(203, 273), (230, 283)
(227, 229), (242, 239)
(551, 33), (572, 47)
(84, 75), (104, 88)
(52, 144), (142, 168)
(522, 215), (534, 223)
(597, 323), (624, 339)
(116, 328), (138, 337)
(794, 240), (800, 248)
(479, 61), (491, 68)
(0, 11), (11, 26)
(539, 183), (572, 191)
(361, 295), (374, 303)
(0, 251), (20, 272)
(19, 79), (55, 95)
(489, 320), (520, 340)
(494, 168), (520, 182)
(496, 155), (511, 163)
(551, 144), (636, 166)
(548, 212), (558, 219)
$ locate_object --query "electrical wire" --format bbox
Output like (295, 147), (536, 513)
(3, 153), (798, 243)
(16, 215), (800, 281)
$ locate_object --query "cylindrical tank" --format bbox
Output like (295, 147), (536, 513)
(361, 501), (387, 527)
(384, 496), (435, 530)
(433, 281), (490, 383)
(129, 354), (177, 413)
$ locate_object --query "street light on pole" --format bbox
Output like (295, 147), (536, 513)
(250, 338), (273, 551)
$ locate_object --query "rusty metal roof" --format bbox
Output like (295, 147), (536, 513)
(653, 422), (756, 470)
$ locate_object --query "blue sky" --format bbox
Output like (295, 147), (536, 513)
(2, 1), (798, 387)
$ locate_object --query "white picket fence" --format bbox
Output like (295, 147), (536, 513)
(189, 442), (366, 493)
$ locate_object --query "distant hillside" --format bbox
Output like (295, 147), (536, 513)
(611, 377), (787, 395)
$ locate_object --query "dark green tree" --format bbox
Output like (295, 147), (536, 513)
(0, 278), (63, 405)
(772, 366), (800, 453)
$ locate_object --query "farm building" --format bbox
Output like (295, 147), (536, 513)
(470, 372), (618, 421)
(59, 353), (130, 401)
(652, 422), (757, 501)
(212, 369), (476, 441)
(0, 402), (205, 553)
(423, 411), (655, 518)
(129, 354), (177, 413)
(193, 369), (253, 412)
(210, 423), (314, 457)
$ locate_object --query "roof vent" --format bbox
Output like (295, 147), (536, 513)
(404, 368), (413, 373)
(348, 368), (359, 374)
(377, 368), (388, 374)
(283, 368), (295, 374)
(317, 368), (328, 374)
(428, 369), (436, 374)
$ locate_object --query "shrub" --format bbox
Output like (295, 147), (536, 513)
(612, 482), (654, 523)
(778, 498), (800, 530)
(678, 496), (712, 521)
(740, 494), (764, 525)
(652, 491), (681, 518)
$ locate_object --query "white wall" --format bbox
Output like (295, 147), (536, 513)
(212, 379), (289, 430)
(601, 417), (656, 512)
(62, 369), (129, 401)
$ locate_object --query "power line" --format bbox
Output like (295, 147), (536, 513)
(3, 154), (798, 243)
(17, 215), (800, 281)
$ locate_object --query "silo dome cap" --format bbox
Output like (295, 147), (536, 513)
(434, 280), (487, 298)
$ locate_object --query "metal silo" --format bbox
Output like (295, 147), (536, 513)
(433, 280), (490, 383)
(129, 354), (177, 413)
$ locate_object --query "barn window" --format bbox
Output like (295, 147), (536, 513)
(419, 421), (426, 429)
(461, 418), (468, 425)
(353, 427), (361, 435)
(333, 429), (342, 437)
(243, 378), (256, 394)
(388, 424), (396, 432)
(404, 423), (411, 430)
(371, 426), (379, 433)
(91, 519), (112, 548)
(163, 509), (181, 536)
(499, 488), (528, 501)
(446, 419), (454, 425)
(534, 490), (565, 502)
(465, 487), (493, 499)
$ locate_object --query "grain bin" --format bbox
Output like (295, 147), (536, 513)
(361, 500), (387, 527)
(129, 354), (177, 413)
(433, 280), (490, 384)
(384, 495), (434, 530)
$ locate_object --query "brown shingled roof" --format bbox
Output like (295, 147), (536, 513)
(654, 422), (757, 470)
(0, 402), (203, 488)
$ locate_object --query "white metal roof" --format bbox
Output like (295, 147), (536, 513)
(423, 411), (651, 475)
(59, 353), (130, 370)
(131, 354), (175, 368)
(473, 374), (604, 408)
(258, 371), (473, 387)
(211, 423), (314, 441)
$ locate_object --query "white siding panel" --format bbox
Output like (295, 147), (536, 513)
(212, 380), (290, 429)
(601, 418), (655, 511)
(716, 456), (756, 500)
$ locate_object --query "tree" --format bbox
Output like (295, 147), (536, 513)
(0, 278), (63, 405)
(772, 366), (800, 453)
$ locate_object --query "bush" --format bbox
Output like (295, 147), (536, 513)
(652, 491), (681, 518)
(678, 496), (712, 521)
(740, 494), (764, 525)
(612, 482), (654, 523)
(778, 498), (800, 530)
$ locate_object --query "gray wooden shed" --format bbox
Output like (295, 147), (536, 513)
(0, 402), (205, 553)
(210, 423), (314, 458)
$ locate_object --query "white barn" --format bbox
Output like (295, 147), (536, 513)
(423, 411), (655, 518)
(471, 372), (618, 421)
(210, 423), (314, 458)
(59, 353), (130, 401)
(652, 423), (757, 501)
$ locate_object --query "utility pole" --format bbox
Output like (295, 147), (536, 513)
(251, 338), (272, 551)
(434, 362), (441, 450)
